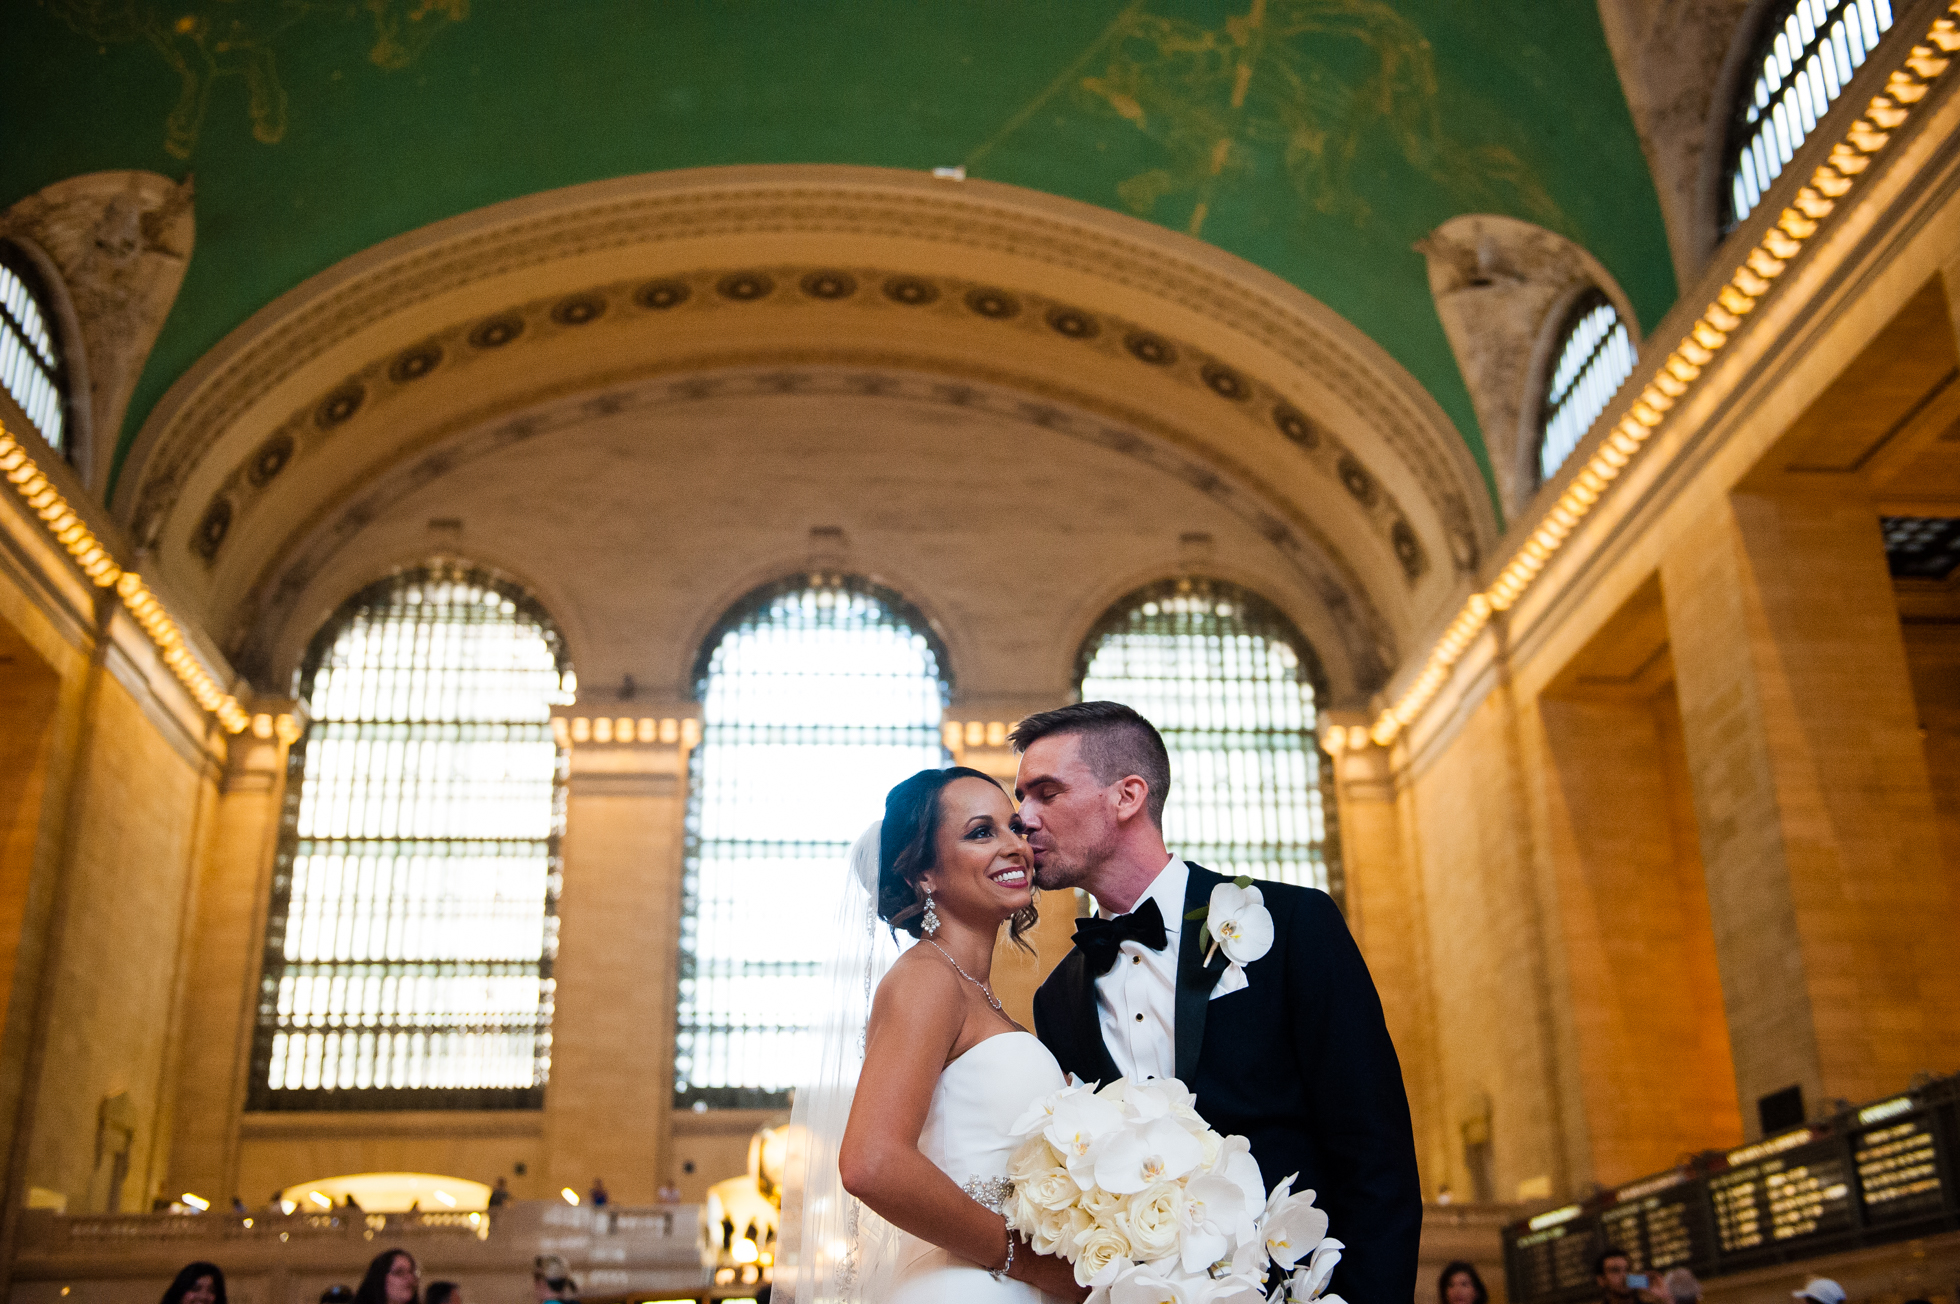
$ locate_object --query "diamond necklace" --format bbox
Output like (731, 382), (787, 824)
(926, 939), (1005, 1016)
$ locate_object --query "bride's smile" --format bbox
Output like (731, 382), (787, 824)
(921, 780), (1036, 926)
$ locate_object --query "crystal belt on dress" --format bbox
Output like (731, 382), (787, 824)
(960, 1176), (1015, 1213)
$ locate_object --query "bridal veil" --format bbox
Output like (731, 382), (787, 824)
(774, 820), (905, 1303)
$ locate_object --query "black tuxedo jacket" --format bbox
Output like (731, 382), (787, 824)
(1032, 863), (1422, 1303)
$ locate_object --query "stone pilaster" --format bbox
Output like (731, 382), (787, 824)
(543, 715), (691, 1203)
(164, 706), (297, 1204)
(1662, 479), (1960, 1128)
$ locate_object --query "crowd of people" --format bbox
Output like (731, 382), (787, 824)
(1427, 1253), (1918, 1304)
(156, 1248), (582, 1304)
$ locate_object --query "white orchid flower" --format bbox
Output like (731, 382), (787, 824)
(1095, 1116), (1203, 1194)
(1045, 1091), (1126, 1186)
(1106, 1263), (1196, 1304)
(1204, 882), (1274, 967)
(1213, 1139), (1267, 1214)
(1178, 1173), (1248, 1275)
(1261, 1189), (1330, 1270)
(1123, 1080), (1173, 1123)
(1012, 1081), (1090, 1138)
(1190, 1273), (1269, 1304)
(1286, 1236), (1345, 1301)
(1260, 1173), (1300, 1224)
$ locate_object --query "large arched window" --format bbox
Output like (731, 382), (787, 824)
(677, 574), (950, 1109)
(1076, 577), (1339, 900)
(1538, 289), (1636, 484)
(0, 243), (68, 456)
(1726, 0), (1894, 229)
(251, 563), (573, 1110)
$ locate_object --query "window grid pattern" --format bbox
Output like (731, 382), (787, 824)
(250, 563), (572, 1111)
(677, 574), (950, 1109)
(1539, 290), (1637, 484)
(1727, 0), (1894, 227)
(1077, 577), (1341, 902)
(0, 247), (65, 454)
(1881, 515), (1960, 579)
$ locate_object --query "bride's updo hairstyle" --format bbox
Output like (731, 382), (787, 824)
(879, 766), (1038, 949)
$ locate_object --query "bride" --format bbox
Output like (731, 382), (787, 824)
(778, 766), (1085, 1303)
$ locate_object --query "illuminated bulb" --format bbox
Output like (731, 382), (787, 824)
(309, 1191), (331, 1208)
(182, 1193), (210, 1211)
(562, 1188), (581, 1206)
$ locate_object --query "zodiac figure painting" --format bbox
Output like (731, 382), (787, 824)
(46, 0), (470, 158)
(974, 0), (1563, 237)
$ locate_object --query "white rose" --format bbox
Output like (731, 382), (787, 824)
(1081, 1183), (1128, 1220)
(1022, 1166), (1081, 1213)
(1072, 1223), (1134, 1287)
(1008, 1137), (1062, 1183)
(1122, 1182), (1184, 1263)
(1199, 1129), (1224, 1169)
(1026, 1202), (1081, 1257)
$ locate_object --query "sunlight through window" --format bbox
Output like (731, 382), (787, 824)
(1539, 290), (1636, 484)
(0, 244), (66, 455)
(1077, 577), (1339, 899)
(1726, 0), (1893, 228)
(252, 563), (573, 1109)
(676, 575), (949, 1109)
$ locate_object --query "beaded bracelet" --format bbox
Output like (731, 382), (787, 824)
(991, 1229), (1015, 1282)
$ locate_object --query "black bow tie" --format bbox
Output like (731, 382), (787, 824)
(1073, 897), (1168, 976)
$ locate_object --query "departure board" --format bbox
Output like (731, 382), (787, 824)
(1856, 1115), (1944, 1221)
(1511, 1218), (1601, 1299)
(1710, 1162), (1766, 1254)
(1594, 1171), (1704, 1274)
(1762, 1142), (1854, 1242)
(1504, 1075), (1959, 1304)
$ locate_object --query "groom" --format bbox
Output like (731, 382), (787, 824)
(1015, 702), (1422, 1302)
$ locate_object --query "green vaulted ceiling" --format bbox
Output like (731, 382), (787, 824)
(2, 0), (1678, 497)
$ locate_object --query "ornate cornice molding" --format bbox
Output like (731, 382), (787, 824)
(227, 364), (1405, 699)
(119, 167), (1494, 577)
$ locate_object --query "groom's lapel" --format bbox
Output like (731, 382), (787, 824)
(1174, 862), (1231, 1083)
(1061, 948), (1122, 1087)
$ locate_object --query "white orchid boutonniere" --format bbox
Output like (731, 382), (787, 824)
(1185, 877), (1274, 999)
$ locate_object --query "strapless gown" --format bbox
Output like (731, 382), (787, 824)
(885, 1030), (1069, 1304)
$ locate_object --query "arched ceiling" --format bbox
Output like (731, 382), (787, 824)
(1, 1), (1677, 496)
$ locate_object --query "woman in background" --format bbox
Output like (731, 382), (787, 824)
(352, 1248), (420, 1304)
(1439, 1260), (1490, 1304)
(159, 1262), (225, 1304)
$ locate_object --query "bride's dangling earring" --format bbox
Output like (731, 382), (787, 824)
(922, 887), (941, 936)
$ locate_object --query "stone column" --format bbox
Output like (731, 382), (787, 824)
(1661, 478), (1960, 1128)
(543, 714), (691, 1204)
(164, 706), (296, 1205)
(1323, 719), (1444, 1200)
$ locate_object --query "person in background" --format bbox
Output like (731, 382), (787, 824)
(1794, 1279), (1847, 1304)
(229, 1197), (247, 1216)
(587, 1176), (609, 1207)
(533, 1254), (578, 1304)
(266, 1190), (288, 1214)
(320, 1288), (354, 1304)
(425, 1283), (461, 1304)
(159, 1262), (225, 1304)
(353, 1248), (419, 1304)
(1596, 1247), (1670, 1304)
(487, 1176), (510, 1209)
(342, 1191), (363, 1213)
(1662, 1267), (1704, 1304)
(1439, 1260), (1489, 1304)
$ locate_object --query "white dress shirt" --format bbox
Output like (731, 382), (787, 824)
(1093, 855), (1185, 1084)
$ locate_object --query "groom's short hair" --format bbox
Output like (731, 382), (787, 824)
(1009, 701), (1171, 826)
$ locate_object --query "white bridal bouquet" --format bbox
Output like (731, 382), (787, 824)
(1004, 1076), (1345, 1304)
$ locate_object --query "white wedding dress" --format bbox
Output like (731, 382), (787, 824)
(885, 1029), (1069, 1304)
